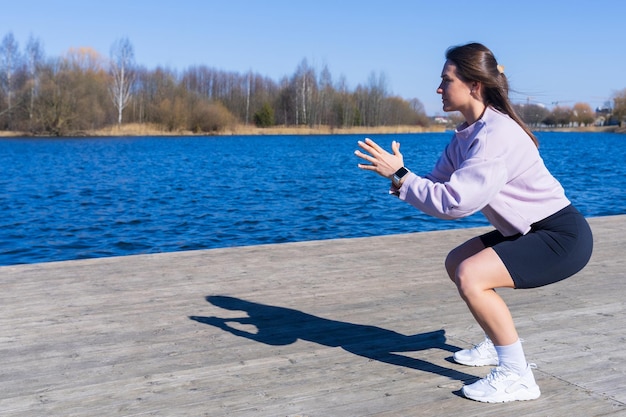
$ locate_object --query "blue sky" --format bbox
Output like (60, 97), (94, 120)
(2, 0), (625, 115)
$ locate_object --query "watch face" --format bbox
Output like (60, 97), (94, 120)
(395, 167), (409, 178)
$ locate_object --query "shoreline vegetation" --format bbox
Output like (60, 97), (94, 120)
(2, 33), (624, 139)
(0, 123), (623, 138)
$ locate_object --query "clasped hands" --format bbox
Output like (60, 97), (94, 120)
(354, 138), (404, 179)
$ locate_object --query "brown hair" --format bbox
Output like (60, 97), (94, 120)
(446, 42), (538, 147)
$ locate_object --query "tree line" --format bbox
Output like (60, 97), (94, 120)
(512, 100), (625, 128)
(0, 33), (430, 136)
(0, 32), (624, 136)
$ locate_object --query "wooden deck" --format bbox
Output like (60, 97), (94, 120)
(1, 215), (625, 417)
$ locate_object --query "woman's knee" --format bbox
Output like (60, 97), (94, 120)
(445, 237), (485, 282)
(455, 248), (516, 299)
(454, 260), (481, 300)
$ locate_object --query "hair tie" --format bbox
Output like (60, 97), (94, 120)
(497, 64), (505, 74)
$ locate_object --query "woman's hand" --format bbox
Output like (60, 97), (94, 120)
(354, 138), (404, 179)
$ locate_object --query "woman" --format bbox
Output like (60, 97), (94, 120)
(354, 42), (593, 403)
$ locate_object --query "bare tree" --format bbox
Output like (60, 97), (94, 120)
(292, 59), (317, 125)
(25, 35), (44, 127)
(612, 88), (626, 126)
(546, 105), (574, 127)
(572, 102), (595, 126)
(318, 65), (333, 126)
(514, 103), (549, 127)
(35, 58), (75, 135)
(0, 32), (21, 128)
(245, 70), (251, 125)
(366, 71), (388, 126)
(335, 75), (353, 127)
(109, 37), (135, 125)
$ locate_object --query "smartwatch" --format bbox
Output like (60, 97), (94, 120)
(392, 167), (410, 188)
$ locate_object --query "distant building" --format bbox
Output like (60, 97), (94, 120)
(595, 106), (620, 126)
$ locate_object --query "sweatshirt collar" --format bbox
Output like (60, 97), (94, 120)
(454, 106), (494, 140)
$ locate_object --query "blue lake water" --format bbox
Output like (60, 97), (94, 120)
(1, 132), (625, 266)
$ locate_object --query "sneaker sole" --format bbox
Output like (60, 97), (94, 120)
(453, 356), (499, 367)
(462, 386), (541, 403)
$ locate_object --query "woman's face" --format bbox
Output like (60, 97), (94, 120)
(437, 60), (474, 114)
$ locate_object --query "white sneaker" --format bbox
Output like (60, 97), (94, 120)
(453, 338), (499, 367)
(462, 364), (541, 403)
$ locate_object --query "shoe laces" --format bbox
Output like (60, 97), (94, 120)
(473, 339), (494, 354)
(485, 366), (514, 383)
(486, 363), (537, 384)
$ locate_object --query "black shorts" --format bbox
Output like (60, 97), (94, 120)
(479, 205), (593, 289)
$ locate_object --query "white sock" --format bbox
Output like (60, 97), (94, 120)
(494, 339), (527, 375)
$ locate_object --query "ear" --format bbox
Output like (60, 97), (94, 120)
(470, 81), (482, 96)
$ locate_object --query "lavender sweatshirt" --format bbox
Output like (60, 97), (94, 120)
(396, 106), (570, 236)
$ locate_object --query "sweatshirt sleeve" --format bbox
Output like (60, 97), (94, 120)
(398, 154), (508, 220)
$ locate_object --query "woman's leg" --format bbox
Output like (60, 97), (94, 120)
(446, 237), (519, 346)
(448, 238), (540, 402)
(454, 247), (518, 346)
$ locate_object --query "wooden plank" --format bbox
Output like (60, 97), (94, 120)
(1, 215), (625, 416)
